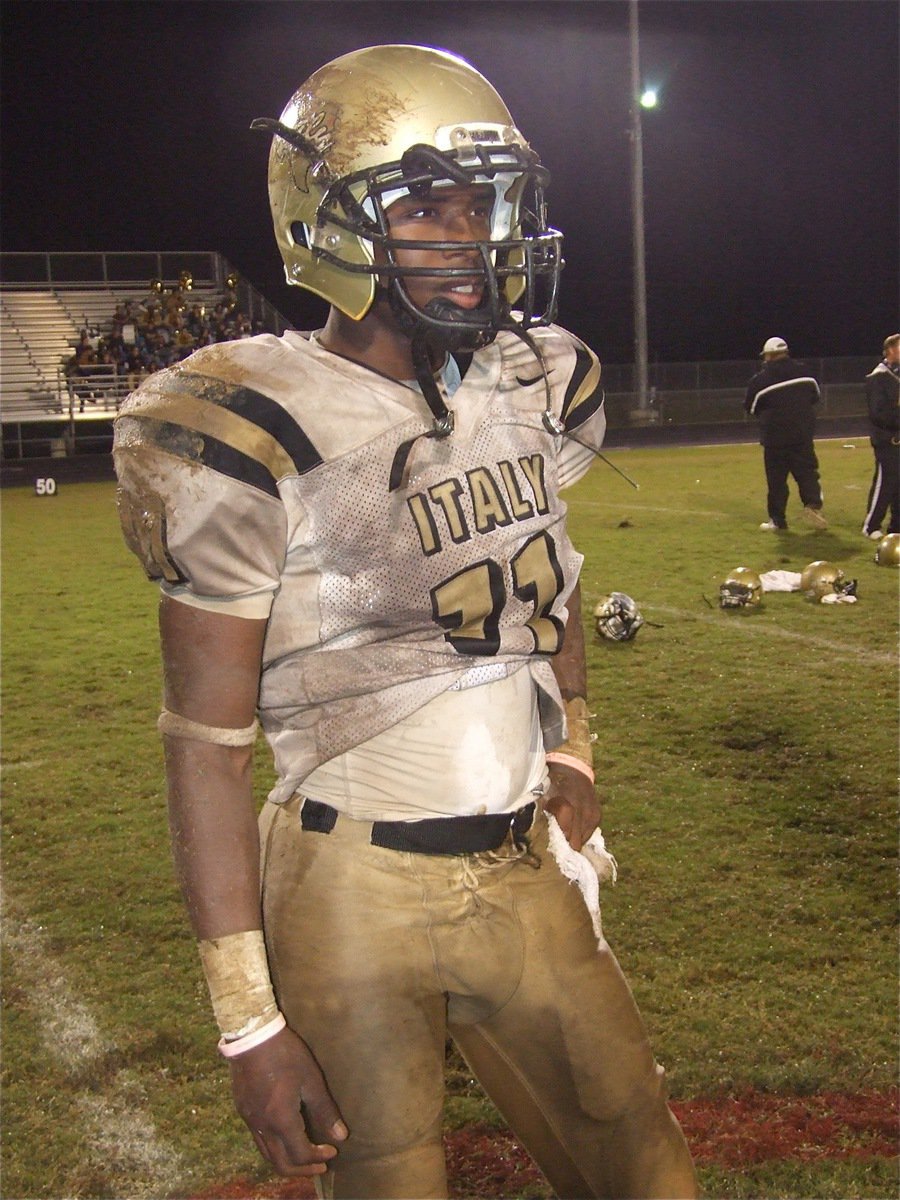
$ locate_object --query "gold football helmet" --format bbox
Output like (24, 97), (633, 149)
(251, 44), (562, 339)
(875, 533), (900, 566)
(719, 567), (763, 609)
(800, 560), (850, 600)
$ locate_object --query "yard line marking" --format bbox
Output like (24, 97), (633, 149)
(1, 888), (186, 1197)
(2, 896), (107, 1071)
(647, 605), (897, 666)
(77, 1089), (186, 1198)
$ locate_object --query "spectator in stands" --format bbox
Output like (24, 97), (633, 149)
(67, 340), (96, 412)
(186, 303), (206, 338)
(141, 300), (162, 329)
(103, 326), (128, 368)
(126, 345), (146, 392)
(165, 285), (186, 325)
(222, 281), (239, 312)
(744, 336), (827, 531)
(62, 271), (276, 403)
(861, 333), (900, 539)
(174, 316), (196, 356)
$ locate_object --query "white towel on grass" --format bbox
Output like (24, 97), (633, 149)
(760, 570), (802, 592)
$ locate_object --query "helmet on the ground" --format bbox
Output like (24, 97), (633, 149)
(800, 560), (854, 600)
(251, 44), (562, 339)
(875, 533), (900, 566)
(594, 592), (645, 641)
(719, 567), (763, 609)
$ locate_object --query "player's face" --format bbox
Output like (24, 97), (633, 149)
(383, 184), (495, 311)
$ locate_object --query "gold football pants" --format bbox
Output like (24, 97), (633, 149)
(259, 798), (697, 1200)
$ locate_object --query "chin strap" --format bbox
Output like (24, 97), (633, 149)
(388, 327), (456, 492)
(410, 328), (455, 433)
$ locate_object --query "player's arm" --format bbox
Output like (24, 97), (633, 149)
(159, 595), (347, 1176)
(743, 383), (758, 414)
(544, 580), (600, 850)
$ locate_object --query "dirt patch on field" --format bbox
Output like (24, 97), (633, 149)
(188, 1087), (899, 1199)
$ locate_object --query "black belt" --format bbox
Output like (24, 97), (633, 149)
(300, 798), (537, 856)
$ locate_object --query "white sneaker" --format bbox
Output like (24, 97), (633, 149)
(802, 506), (828, 530)
(863, 528), (883, 540)
(759, 521), (785, 530)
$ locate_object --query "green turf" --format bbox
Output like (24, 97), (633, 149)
(2, 437), (897, 1198)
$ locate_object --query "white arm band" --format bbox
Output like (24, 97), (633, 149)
(158, 708), (259, 747)
(218, 1013), (286, 1058)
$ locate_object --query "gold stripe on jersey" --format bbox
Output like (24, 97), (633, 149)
(127, 389), (298, 483)
(561, 343), (603, 430)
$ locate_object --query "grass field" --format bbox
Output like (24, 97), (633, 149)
(2, 435), (898, 1199)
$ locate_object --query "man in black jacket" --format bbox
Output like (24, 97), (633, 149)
(861, 333), (900, 539)
(744, 337), (827, 531)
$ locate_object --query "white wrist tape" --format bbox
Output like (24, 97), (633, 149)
(198, 930), (279, 1040)
(549, 696), (595, 771)
(158, 708), (259, 747)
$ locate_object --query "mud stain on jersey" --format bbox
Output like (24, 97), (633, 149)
(180, 345), (254, 390)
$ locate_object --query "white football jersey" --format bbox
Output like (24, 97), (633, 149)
(114, 325), (606, 802)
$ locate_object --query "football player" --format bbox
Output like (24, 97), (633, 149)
(114, 45), (696, 1199)
(861, 333), (900, 540)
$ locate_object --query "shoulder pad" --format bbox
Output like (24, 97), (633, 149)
(117, 365), (321, 497)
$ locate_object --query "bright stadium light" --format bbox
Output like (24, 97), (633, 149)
(640, 87), (658, 109)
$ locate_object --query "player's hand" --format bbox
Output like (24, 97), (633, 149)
(228, 1025), (348, 1177)
(545, 762), (600, 851)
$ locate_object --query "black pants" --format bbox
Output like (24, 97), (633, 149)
(762, 442), (822, 526)
(864, 440), (900, 534)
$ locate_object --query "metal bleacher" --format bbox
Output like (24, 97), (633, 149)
(1, 291), (77, 417)
(0, 251), (289, 459)
(0, 280), (227, 434)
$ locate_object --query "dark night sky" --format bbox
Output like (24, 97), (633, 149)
(1, 0), (897, 363)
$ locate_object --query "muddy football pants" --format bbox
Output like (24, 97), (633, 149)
(259, 798), (697, 1199)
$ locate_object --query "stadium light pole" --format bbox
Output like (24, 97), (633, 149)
(629, 0), (650, 412)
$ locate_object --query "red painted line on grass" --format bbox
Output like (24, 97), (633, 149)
(187, 1087), (899, 1199)
(671, 1087), (900, 1167)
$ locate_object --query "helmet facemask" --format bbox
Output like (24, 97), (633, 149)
(719, 568), (764, 609)
(313, 140), (563, 351)
(594, 593), (645, 641)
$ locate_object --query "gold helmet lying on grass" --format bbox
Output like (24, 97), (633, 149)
(800, 560), (857, 601)
(874, 533), (900, 566)
(719, 567), (763, 609)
